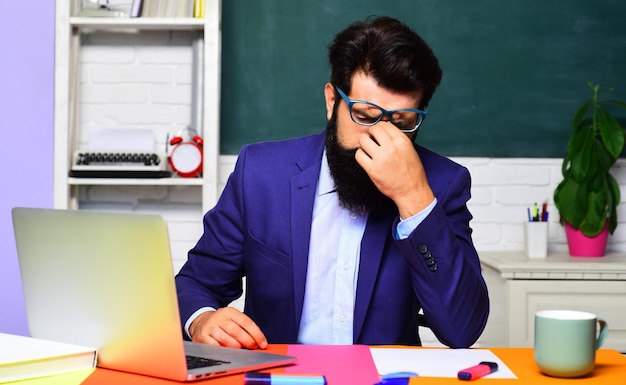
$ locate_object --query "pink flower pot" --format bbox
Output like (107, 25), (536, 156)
(564, 221), (608, 257)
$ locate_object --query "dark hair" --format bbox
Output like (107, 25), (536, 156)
(328, 16), (442, 109)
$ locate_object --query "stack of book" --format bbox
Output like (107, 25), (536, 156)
(0, 333), (97, 383)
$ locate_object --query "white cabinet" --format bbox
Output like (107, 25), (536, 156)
(480, 252), (626, 352)
(54, 1), (221, 214)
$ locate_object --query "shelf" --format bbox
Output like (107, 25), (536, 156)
(56, 1), (221, 214)
(68, 177), (204, 186)
(70, 17), (205, 31)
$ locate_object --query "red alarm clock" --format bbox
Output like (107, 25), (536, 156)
(168, 128), (203, 178)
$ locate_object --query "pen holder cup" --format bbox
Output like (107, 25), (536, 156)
(525, 221), (548, 258)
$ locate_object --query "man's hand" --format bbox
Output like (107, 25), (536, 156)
(355, 123), (435, 219)
(189, 307), (268, 350)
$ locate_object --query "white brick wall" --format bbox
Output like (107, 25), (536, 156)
(79, 30), (195, 150)
(464, 157), (626, 255)
(75, 32), (626, 275)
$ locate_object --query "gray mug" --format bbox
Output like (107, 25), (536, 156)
(534, 310), (608, 377)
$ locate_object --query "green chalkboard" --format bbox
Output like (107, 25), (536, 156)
(220, 0), (626, 157)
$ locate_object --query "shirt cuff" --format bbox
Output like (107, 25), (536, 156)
(396, 198), (437, 239)
(185, 307), (216, 339)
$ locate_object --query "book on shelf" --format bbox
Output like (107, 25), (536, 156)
(130, 0), (143, 17)
(194, 0), (205, 18)
(0, 333), (97, 383)
(178, 0), (195, 18)
(140, 0), (156, 17)
(141, 0), (195, 18)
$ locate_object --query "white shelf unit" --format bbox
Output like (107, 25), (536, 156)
(53, 1), (222, 215)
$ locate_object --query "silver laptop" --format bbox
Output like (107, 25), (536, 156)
(12, 207), (295, 381)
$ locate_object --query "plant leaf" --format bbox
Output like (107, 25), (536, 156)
(598, 107), (625, 159)
(592, 139), (615, 175)
(605, 99), (626, 110)
(608, 173), (620, 234)
(567, 122), (594, 180)
(554, 178), (587, 228)
(579, 189), (607, 236)
(572, 100), (592, 129)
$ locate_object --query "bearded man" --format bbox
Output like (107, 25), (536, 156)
(175, 16), (489, 349)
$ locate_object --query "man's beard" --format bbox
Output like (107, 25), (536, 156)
(324, 116), (396, 215)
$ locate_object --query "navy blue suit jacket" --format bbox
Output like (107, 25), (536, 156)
(175, 131), (489, 347)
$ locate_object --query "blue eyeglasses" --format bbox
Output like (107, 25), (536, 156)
(335, 87), (427, 133)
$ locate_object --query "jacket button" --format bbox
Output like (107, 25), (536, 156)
(429, 263), (438, 271)
(418, 244), (428, 254)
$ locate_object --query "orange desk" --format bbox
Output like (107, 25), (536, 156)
(82, 346), (626, 385)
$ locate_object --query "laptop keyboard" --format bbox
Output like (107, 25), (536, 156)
(186, 355), (231, 369)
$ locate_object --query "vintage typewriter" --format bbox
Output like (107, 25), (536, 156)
(69, 151), (172, 178)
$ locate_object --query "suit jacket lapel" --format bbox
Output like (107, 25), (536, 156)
(289, 133), (325, 333)
(353, 209), (395, 342)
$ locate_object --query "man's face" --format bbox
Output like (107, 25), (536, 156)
(323, 72), (423, 214)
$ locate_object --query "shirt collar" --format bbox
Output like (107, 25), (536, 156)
(317, 150), (336, 196)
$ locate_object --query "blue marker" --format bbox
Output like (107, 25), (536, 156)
(244, 372), (327, 385)
(375, 371), (419, 385)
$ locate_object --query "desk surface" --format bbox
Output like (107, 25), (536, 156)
(81, 346), (626, 385)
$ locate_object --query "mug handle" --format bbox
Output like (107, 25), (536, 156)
(596, 318), (609, 350)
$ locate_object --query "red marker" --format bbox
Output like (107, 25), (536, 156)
(457, 361), (498, 381)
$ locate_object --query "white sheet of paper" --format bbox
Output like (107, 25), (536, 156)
(370, 348), (517, 379)
(88, 128), (155, 152)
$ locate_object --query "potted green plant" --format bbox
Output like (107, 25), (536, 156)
(554, 83), (626, 256)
